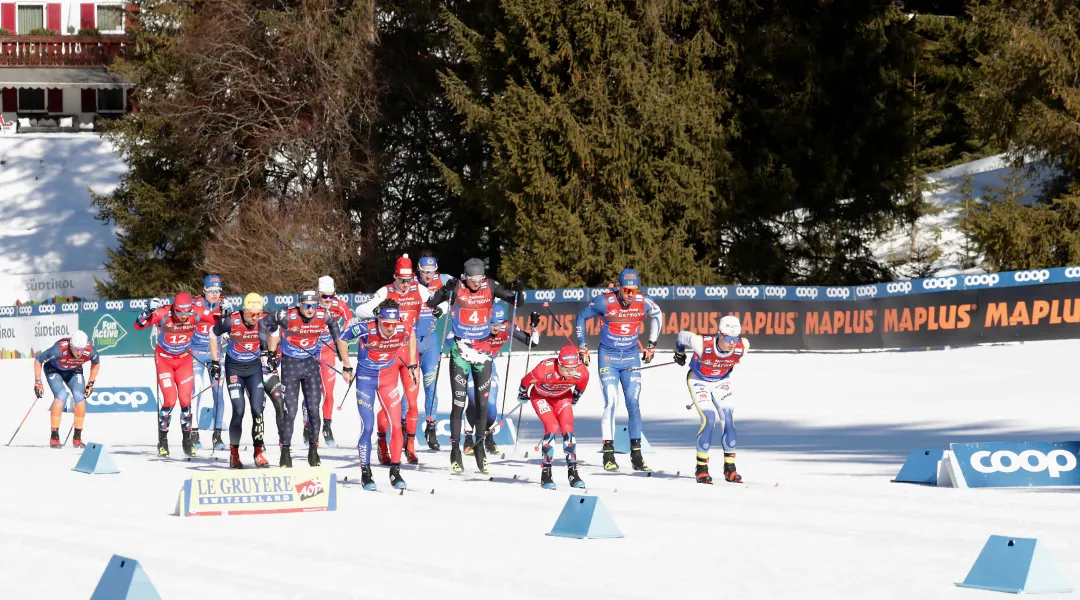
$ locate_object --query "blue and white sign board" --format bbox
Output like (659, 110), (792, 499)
(943, 441), (1080, 488)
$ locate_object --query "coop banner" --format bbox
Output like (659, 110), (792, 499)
(514, 281), (1080, 351)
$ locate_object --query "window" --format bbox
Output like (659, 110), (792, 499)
(18, 88), (45, 112)
(97, 88), (124, 112)
(17, 5), (44, 34)
(96, 5), (124, 33)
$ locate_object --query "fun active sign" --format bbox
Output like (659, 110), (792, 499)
(175, 466), (338, 517)
(948, 441), (1080, 488)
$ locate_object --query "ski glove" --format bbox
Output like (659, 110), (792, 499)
(572, 388), (584, 406)
(34, 379), (44, 399)
(84, 380), (95, 397)
(517, 385), (529, 405)
(432, 306), (443, 319)
(642, 342), (656, 364)
(529, 311), (540, 328)
(136, 308), (151, 325)
(261, 350), (278, 373)
(443, 277), (459, 294)
(578, 345), (590, 367)
(209, 360), (222, 380)
(407, 364), (420, 386)
(673, 350), (687, 366)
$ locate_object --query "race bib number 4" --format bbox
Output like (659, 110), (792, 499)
(459, 308), (485, 325)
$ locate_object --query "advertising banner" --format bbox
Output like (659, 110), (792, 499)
(177, 466), (338, 517)
(948, 441), (1080, 488)
(0, 313), (78, 358)
(83, 387), (157, 413)
(0, 269), (109, 305)
(78, 310), (152, 357)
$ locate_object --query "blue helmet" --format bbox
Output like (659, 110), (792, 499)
(491, 303), (508, 324)
(203, 274), (222, 291)
(618, 268), (639, 289)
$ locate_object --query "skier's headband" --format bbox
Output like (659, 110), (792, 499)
(378, 307), (401, 322)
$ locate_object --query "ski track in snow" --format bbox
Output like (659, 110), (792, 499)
(2, 344), (1079, 599)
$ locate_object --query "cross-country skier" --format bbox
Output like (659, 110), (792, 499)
(134, 293), (204, 458)
(674, 315), (746, 484)
(575, 268), (662, 472)
(517, 345), (590, 489)
(415, 250), (452, 451)
(463, 304), (540, 455)
(356, 255), (445, 464)
(307, 275), (353, 448)
(259, 291), (353, 468)
(209, 293), (272, 469)
(191, 275), (228, 450)
(33, 330), (99, 449)
(340, 300), (419, 490)
(425, 258), (523, 474)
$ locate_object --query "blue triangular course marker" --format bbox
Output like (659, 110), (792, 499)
(892, 448), (943, 485)
(72, 443), (120, 474)
(957, 535), (1073, 594)
(547, 495), (623, 539)
(611, 426), (654, 454)
(90, 555), (161, 600)
(197, 406), (214, 430)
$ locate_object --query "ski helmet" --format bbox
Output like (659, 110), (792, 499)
(203, 274), (222, 292)
(491, 303), (508, 324)
(243, 293), (264, 313)
(718, 315), (741, 338)
(70, 330), (90, 351)
(557, 345), (581, 368)
(299, 290), (319, 306)
(395, 255), (413, 279)
(464, 258), (486, 278)
(418, 254), (438, 273)
(618, 268), (640, 289)
(172, 293), (193, 318)
(318, 276), (335, 294)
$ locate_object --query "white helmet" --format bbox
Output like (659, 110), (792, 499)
(70, 330), (90, 350)
(318, 276), (335, 294)
(718, 315), (741, 338)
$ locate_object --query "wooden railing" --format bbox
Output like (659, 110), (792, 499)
(0, 36), (131, 67)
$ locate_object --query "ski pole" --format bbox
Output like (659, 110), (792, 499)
(62, 422), (75, 447)
(511, 339), (535, 454)
(543, 302), (579, 349)
(5, 396), (39, 446)
(497, 300), (521, 420)
(335, 377), (355, 411)
(629, 361), (677, 372)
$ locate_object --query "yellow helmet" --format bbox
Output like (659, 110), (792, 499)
(243, 293), (264, 313)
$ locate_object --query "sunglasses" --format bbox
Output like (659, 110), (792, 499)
(721, 335), (740, 343)
(301, 303), (318, 310)
(320, 294), (335, 300)
(418, 268), (437, 275)
(466, 275), (484, 283)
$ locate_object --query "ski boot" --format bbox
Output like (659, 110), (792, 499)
(450, 442), (463, 474)
(157, 430), (169, 457)
(568, 465), (585, 488)
(279, 445), (293, 468)
(463, 432), (474, 455)
(485, 435), (499, 455)
(302, 422), (311, 448)
(361, 466), (376, 491)
(212, 429), (226, 451)
(191, 429), (203, 450)
(323, 420), (336, 447)
(696, 457), (713, 484)
(424, 420), (440, 451)
(377, 435), (391, 465)
(181, 430), (196, 457)
(389, 464), (406, 490)
(404, 434), (419, 464)
(602, 440), (619, 472)
(230, 445), (244, 469)
(308, 443), (321, 467)
(49, 428), (61, 449)
(72, 428), (85, 448)
(540, 465), (555, 490)
(630, 438), (650, 472)
(723, 460), (742, 483)
(473, 437), (489, 475)
(252, 443), (270, 468)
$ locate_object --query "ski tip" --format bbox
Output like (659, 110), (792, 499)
(512, 474), (518, 480)
(646, 472), (652, 477)
(676, 471), (680, 476)
(430, 489), (435, 495)
(488, 476), (493, 481)
(343, 476), (348, 482)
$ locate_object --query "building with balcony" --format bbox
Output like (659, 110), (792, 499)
(0, 1), (132, 132)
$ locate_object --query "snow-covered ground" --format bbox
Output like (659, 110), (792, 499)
(2, 343), (1079, 599)
(0, 133), (124, 275)
(875, 155), (1059, 278)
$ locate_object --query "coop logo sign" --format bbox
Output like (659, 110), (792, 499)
(921, 277), (958, 291)
(885, 281), (912, 294)
(1013, 269), (1050, 283)
(963, 274), (1000, 288)
(675, 287), (697, 298)
(854, 285), (877, 298)
(1064, 267), (1080, 279)
(532, 290), (556, 302)
(950, 441), (1080, 488)
(704, 287), (728, 298)
(735, 286), (759, 298)
(561, 289), (585, 301)
(764, 286), (786, 298)
(273, 295), (295, 306)
(825, 287), (850, 300)
(795, 287), (819, 299)
(85, 387), (156, 413)
(645, 287), (670, 299)
(0, 306), (13, 317)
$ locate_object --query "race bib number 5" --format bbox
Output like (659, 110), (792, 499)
(607, 322), (639, 336)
